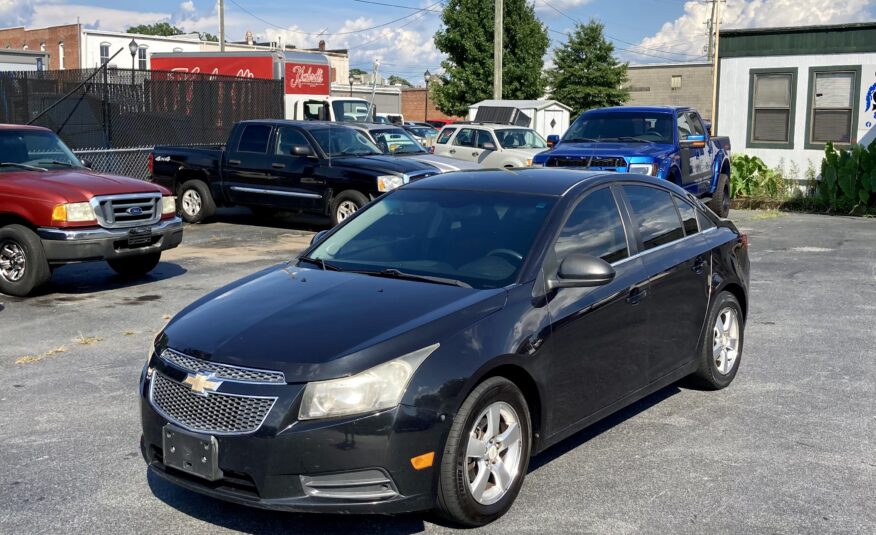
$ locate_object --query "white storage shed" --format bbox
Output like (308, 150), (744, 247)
(468, 99), (571, 140)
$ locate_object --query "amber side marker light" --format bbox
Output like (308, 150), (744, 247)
(410, 451), (435, 470)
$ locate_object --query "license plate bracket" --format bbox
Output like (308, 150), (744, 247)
(127, 228), (152, 246)
(162, 424), (222, 481)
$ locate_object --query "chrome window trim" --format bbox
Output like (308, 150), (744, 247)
(160, 348), (287, 384)
(148, 370), (277, 436)
(229, 186), (322, 199)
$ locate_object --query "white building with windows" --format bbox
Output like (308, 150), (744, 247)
(715, 22), (876, 178)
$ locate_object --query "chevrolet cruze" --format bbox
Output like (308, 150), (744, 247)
(140, 168), (749, 526)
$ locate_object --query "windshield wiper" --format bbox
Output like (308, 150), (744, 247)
(565, 137), (598, 143)
(607, 137), (654, 143)
(297, 255), (343, 271)
(0, 162), (47, 171)
(35, 160), (78, 168)
(355, 268), (471, 288)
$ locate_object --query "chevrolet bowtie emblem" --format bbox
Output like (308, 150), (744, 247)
(183, 372), (222, 396)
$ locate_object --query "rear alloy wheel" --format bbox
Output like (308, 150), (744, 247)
(178, 179), (216, 223)
(107, 253), (161, 278)
(689, 291), (744, 389)
(437, 377), (531, 527)
(330, 190), (369, 226)
(0, 225), (51, 297)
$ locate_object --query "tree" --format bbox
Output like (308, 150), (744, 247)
(387, 75), (412, 87)
(126, 22), (184, 36)
(546, 20), (630, 117)
(199, 32), (219, 42)
(350, 68), (368, 76)
(433, 0), (549, 117)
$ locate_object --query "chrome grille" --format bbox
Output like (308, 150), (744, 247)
(159, 349), (286, 384)
(149, 371), (276, 435)
(546, 156), (626, 169)
(93, 193), (161, 228)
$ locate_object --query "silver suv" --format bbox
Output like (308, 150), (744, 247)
(433, 124), (548, 168)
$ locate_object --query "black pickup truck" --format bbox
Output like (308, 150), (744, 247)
(149, 120), (440, 225)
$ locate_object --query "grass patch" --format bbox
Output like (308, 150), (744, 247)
(750, 210), (784, 221)
(16, 346), (67, 365)
(75, 334), (104, 345)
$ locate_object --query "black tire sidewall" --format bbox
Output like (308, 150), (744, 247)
(438, 377), (531, 526)
(0, 224), (51, 297)
(330, 190), (369, 226)
(709, 173), (730, 218)
(697, 291), (744, 389)
(178, 180), (214, 223)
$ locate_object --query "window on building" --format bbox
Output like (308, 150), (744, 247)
(99, 43), (110, 65)
(671, 75), (682, 90)
(749, 70), (796, 148)
(807, 69), (857, 146)
(138, 47), (147, 70)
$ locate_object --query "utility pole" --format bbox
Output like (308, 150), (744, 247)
(493, 0), (503, 99)
(219, 0), (226, 52)
(709, 0), (722, 135)
(705, 0), (717, 61)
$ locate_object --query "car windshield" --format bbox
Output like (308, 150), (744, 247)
(564, 112), (674, 144)
(371, 128), (426, 154)
(0, 130), (83, 172)
(309, 126), (384, 157)
(407, 126), (438, 138)
(307, 189), (556, 289)
(495, 129), (547, 149)
(332, 100), (370, 122)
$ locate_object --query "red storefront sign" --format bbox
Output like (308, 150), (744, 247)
(284, 62), (330, 95)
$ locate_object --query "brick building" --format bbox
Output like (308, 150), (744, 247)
(401, 88), (464, 122)
(625, 63), (713, 119)
(0, 23), (81, 70)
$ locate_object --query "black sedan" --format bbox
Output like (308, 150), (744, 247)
(140, 169), (749, 526)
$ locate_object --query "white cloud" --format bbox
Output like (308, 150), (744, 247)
(179, 1), (195, 14)
(0, 0), (37, 28)
(632, 0), (872, 64)
(534, 0), (593, 15)
(30, 4), (170, 31)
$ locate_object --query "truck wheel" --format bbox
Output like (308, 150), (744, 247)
(178, 180), (216, 223)
(330, 190), (369, 226)
(708, 173), (730, 218)
(107, 253), (161, 278)
(0, 225), (51, 297)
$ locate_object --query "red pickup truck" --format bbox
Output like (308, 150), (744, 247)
(0, 125), (183, 296)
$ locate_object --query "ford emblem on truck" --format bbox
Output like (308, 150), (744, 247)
(127, 207), (143, 215)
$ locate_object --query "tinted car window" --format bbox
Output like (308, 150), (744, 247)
(437, 128), (456, 144)
(697, 208), (717, 230)
(623, 185), (684, 250)
(476, 130), (494, 149)
(274, 126), (310, 156)
(309, 189), (555, 289)
(674, 196), (699, 235)
(237, 124), (272, 153)
(554, 188), (628, 264)
(686, 112), (706, 136)
(454, 129), (475, 147)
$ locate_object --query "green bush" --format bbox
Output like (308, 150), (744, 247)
(730, 154), (787, 199)
(818, 141), (876, 212)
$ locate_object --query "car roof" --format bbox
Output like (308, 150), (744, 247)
(404, 168), (677, 197)
(584, 105), (690, 114)
(444, 123), (532, 131)
(0, 123), (52, 132)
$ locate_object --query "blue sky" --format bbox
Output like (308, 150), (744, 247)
(4, 0), (875, 83)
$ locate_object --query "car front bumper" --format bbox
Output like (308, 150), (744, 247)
(138, 358), (449, 514)
(37, 217), (183, 263)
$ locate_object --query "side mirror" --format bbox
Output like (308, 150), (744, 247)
(291, 144), (314, 157)
(547, 135), (560, 148)
(481, 142), (497, 151)
(310, 230), (328, 245)
(680, 134), (706, 149)
(80, 158), (93, 169)
(548, 253), (615, 290)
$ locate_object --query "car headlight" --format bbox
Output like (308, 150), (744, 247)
(51, 202), (96, 223)
(161, 195), (177, 215)
(298, 343), (439, 420)
(529, 160), (543, 168)
(376, 175), (405, 192)
(628, 163), (657, 176)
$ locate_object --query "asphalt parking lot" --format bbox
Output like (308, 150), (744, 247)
(1, 208), (874, 534)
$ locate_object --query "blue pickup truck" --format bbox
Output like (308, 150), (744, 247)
(532, 106), (732, 217)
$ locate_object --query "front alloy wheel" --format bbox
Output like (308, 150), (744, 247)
(465, 402), (524, 506)
(0, 240), (26, 282)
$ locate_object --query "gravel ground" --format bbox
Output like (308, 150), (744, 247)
(1, 208), (874, 534)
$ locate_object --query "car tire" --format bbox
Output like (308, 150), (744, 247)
(708, 173), (730, 218)
(0, 224), (51, 297)
(330, 190), (369, 226)
(177, 179), (216, 223)
(689, 291), (744, 390)
(436, 376), (531, 527)
(107, 253), (161, 278)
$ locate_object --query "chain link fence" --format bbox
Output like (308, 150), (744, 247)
(0, 67), (284, 178)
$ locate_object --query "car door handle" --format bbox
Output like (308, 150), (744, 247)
(449, 149), (456, 154)
(271, 163), (285, 169)
(472, 151), (480, 156)
(692, 256), (706, 274)
(228, 159), (241, 166)
(626, 286), (648, 305)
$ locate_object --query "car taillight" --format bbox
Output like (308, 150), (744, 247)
(147, 152), (154, 176)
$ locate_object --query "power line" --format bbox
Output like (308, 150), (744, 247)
(353, 0), (442, 11)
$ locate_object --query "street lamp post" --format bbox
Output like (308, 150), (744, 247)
(423, 70), (431, 122)
(128, 39), (138, 86)
(348, 73), (354, 97)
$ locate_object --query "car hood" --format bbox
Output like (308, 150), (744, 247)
(330, 154), (439, 176)
(161, 264), (507, 382)
(394, 153), (482, 172)
(0, 168), (166, 202)
(547, 142), (673, 159)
